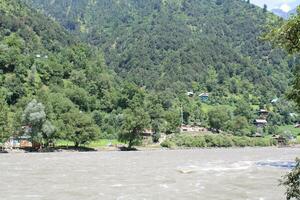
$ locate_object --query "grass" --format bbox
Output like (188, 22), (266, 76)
(278, 125), (300, 136)
(201, 103), (236, 114)
(55, 139), (123, 148)
(251, 105), (259, 110)
(88, 139), (123, 148)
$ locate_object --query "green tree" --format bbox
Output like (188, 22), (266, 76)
(263, 4), (267, 13)
(234, 100), (253, 120)
(22, 99), (56, 146)
(267, 8), (300, 108)
(63, 109), (100, 147)
(208, 106), (232, 132)
(41, 120), (56, 147)
(165, 108), (181, 134)
(146, 95), (165, 142)
(0, 98), (11, 145)
(281, 158), (300, 200)
(22, 99), (47, 144)
(119, 107), (150, 149)
(228, 116), (250, 136)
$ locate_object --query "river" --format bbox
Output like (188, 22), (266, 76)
(0, 147), (299, 200)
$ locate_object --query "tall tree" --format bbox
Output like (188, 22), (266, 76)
(0, 97), (11, 145)
(22, 99), (47, 144)
(263, 4), (267, 13)
(119, 107), (150, 149)
(281, 158), (300, 200)
(208, 106), (232, 132)
(146, 95), (166, 142)
(118, 84), (150, 149)
(22, 99), (55, 146)
(62, 109), (100, 147)
(267, 8), (300, 107)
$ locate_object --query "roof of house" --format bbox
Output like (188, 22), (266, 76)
(254, 132), (263, 137)
(259, 109), (269, 113)
(199, 93), (209, 97)
(255, 119), (268, 124)
(271, 98), (279, 103)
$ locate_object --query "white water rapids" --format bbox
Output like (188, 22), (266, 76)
(0, 147), (299, 200)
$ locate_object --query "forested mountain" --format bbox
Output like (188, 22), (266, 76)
(0, 0), (128, 143)
(24, 0), (296, 104)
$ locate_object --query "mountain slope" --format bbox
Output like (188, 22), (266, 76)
(0, 0), (122, 138)
(23, 0), (294, 103)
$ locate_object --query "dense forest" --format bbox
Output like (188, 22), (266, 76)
(24, 0), (295, 101)
(0, 0), (299, 148)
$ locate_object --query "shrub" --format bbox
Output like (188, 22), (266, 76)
(281, 158), (300, 200)
(161, 134), (276, 148)
(161, 140), (175, 148)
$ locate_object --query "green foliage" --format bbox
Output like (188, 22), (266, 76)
(21, 99), (56, 146)
(22, 99), (47, 143)
(161, 140), (176, 148)
(25, 0), (293, 102)
(266, 7), (300, 109)
(62, 109), (100, 147)
(162, 134), (277, 148)
(119, 108), (150, 148)
(278, 125), (300, 137)
(41, 120), (56, 146)
(208, 106), (232, 131)
(227, 116), (251, 136)
(234, 100), (254, 120)
(118, 86), (151, 148)
(281, 158), (300, 200)
(0, 96), (11, 144)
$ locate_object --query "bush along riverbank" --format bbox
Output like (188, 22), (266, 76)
(161, 134), (278, 148)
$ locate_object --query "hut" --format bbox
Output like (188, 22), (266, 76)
(254, 119), (267, 127)
(199, 93), (209, 102)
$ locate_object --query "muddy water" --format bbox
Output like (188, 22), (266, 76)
(0, 148), (299, 200)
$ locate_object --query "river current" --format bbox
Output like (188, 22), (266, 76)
(0, 147), (299, 200)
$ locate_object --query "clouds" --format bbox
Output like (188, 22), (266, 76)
(251, 0), (300, 10)
(280, 4), (292, 12)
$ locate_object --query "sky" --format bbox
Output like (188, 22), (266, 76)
(251, 0), (300, 12)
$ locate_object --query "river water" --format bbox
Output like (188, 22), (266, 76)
(0, 147), (299, 200)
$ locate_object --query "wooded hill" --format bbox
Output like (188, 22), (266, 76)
(24, 0), (297, 104)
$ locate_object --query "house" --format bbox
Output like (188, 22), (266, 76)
(272, 135), (287, 146)
(19, 135), (32, 148)
(290, 113), (298, 118)
(258, 109), (269, 119)
(253, 132), (263, 137)
(5, 137), (20, 149)
(271, 98), (279, 104)
(254, 119), (267, 127)
(4, 135), (32, 149)
(186, 91), (194, 97)
(142, 129), (154, 137)
(199, 93), (209, 102)
(180, 125), (208, 133)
